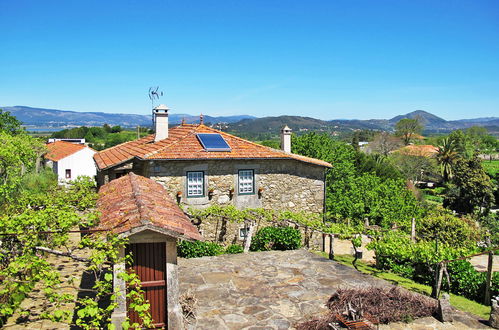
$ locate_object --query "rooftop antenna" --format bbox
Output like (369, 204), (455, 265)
(148, 86), (164, 125)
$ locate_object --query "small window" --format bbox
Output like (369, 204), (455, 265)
(65, 169), (71, 179)
(239, 227), (250, 240)
(238, 169), (254, 195)
(187, 171), (204, 197)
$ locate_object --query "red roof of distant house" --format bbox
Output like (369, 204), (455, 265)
(95, 172), (202, 241)
(45, 141), (89, 161)
(395, 144), (439, 157)
(93, 124), (332, 170)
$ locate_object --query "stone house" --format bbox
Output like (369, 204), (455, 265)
(93, 105), (332, 243)
(45, 141), (97, 184)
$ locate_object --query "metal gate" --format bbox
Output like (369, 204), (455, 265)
(126, 242), (167, 328)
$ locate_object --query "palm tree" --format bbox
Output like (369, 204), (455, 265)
(437, 138), (458, 182)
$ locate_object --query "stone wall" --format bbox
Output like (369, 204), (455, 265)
(144, 159), (325, 214)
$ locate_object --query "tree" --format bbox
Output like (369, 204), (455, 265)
(111, 125), (122, 133)
(448, 129), (474, 159)
(395, 118), (423, 145)
(436, 137), (458, 182)
(390, 153), (439, 183)
(369, 132), (403, 156)
(292, 132), (422, 228)
(0, 109), (24, 135)
(443, 156), (495, 215)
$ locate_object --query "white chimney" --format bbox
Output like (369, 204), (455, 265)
(153, 104), (169, 142)
(280, 125), (292, 153)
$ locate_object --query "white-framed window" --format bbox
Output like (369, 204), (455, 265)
(187, 171), (204, 197)
(65, 169), (71, 179)
(238, 169), (254, 194)
(239, 227), (250, 240)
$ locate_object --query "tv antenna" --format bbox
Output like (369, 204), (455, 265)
(148, 86), (164, 109)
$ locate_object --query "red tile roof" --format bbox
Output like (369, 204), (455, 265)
(95, 172), (202, 241)
(94, 124), (332, 170)
(45, 141), (89, 161)
(395, 144), (439, 157)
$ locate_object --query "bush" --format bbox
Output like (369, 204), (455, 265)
(225, 244), (244, 254)
(177, 240), (224, 258)
(250, 226), (301, 251)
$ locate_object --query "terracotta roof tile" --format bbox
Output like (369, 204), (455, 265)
(95, 173), (202, 241)
(395, 145), (439, 157)
(45, 141), (89, 161)
(94, 124), (332, 169)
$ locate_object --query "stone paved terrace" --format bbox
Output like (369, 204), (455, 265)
(179, 249), (490, 330)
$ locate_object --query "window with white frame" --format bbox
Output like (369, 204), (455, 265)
(238, 169), (254, 194)
(187, 171), (204, 197)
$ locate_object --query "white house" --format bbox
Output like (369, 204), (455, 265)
(45, 141), (97, 183)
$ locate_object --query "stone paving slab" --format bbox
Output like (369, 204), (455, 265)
(179, 249), (490, 330)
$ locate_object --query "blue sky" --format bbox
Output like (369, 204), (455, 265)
(1, 0), (498, 120)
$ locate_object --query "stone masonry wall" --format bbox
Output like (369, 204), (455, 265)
(144, 159), (325, 214)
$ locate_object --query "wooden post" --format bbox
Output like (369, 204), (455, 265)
(411, 217), (416, 242)
(328, 234), (334, 260)
(432, 262), (444, 299)
(485, 236), (493, 305)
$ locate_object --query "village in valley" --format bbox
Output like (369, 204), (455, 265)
(1, 1), (499, 330)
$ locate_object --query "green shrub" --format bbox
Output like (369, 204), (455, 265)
(225, 244), (244, 254)
(250, 226), (301, 251)
(177, 240), (224, 258)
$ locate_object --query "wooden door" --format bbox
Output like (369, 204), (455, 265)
(126, 242), (167, 328)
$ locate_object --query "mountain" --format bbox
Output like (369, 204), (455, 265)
(389, 110), (447, 126)
(0, 106), (255, 128)
(2, 105), (498, 136)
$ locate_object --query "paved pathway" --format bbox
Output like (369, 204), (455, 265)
(179, 249), (489, 330)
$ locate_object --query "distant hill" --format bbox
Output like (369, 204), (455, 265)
(2, 105), (498, 136)
(389, 110), (447, 126)
(0, 106), (255, 128)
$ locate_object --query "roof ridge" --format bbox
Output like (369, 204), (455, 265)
(128, 173), (152, 225)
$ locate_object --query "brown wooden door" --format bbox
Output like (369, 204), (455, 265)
(126, 242), (167, 328)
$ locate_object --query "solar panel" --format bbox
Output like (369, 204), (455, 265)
(196, 133), (231, 152)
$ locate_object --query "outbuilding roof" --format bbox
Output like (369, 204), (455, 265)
(95, 172), (202, 241)
(45, 141), (89, 161)
(395, 144), (439, 157)
(93, 124), (332, 170)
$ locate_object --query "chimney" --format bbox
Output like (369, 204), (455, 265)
(153, 104), (169, 142)
(280, 125), (292, 153)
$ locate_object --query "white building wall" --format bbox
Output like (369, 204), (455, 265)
(55, 147), (97, 183)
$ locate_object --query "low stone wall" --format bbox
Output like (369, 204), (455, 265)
(196, 217), (323, 250)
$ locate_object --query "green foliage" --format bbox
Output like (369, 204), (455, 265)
(366, 230), (499, 303)
(416, 209), (481, 248)
(51, 125), (148, 150)
(20, 167), (58, 195)
(225, 244), (244, 254)
(177, 240), (225, 258)
(292, 132), (423, 229)
(250, 226), (302, 251)
(395, 118), (423, 145)
(0, 109), (24, 135)
(443, 156), (495, 215)
(258, 139), (280, 149)
(0, 131), (45, 205)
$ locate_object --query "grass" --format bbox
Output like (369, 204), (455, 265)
(316, 252), (490, 319)
(482, 159), (499, 178)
